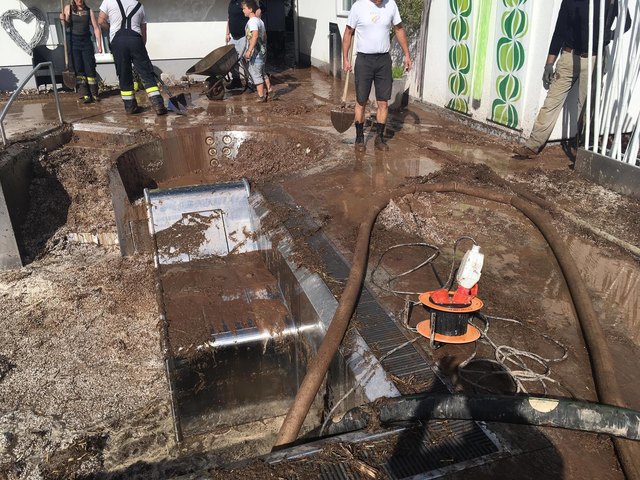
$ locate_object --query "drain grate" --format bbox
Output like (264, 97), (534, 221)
(308, 233), (449, 395)
(316, 421), (498, 480)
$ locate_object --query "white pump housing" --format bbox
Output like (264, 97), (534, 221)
(456, 245), (484, 289)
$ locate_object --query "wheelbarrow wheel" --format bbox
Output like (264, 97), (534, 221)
(205, 77), (225, 101)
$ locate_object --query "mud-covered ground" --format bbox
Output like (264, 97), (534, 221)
(1, 65), (640, 480)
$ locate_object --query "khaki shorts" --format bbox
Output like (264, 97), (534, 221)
(247, 54), (266, 86)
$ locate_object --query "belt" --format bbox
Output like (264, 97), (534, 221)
(562, 47), (593, 58)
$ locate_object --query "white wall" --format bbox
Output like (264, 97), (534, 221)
(297, 0), (638, 142)
(0, 1), (227, 89)
(296, 0), (349, 72)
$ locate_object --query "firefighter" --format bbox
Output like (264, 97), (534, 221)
(97, 0), (166, 115)
(60, 0), (103, 103)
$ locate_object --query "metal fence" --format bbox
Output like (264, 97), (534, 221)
(584, 0), (640, 166)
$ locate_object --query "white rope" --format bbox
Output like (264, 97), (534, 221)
(458, 314), (570, 396)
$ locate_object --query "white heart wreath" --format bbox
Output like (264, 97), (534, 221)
(1, 7), (47, 54)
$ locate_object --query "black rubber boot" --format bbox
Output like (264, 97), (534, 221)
(89, 83), (99, 102)
(374, 123), (389, 151)
(150, 95), (168, 116)
(355, 122), (366, 152)
(78, 81), (92, 104)
(123, 98), (141, 114)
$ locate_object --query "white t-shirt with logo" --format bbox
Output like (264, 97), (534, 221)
(246, 16), (267, 57)
(347, 0), (402, 54)
(99, 0), (146, 41)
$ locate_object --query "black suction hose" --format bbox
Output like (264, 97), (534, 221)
(325, 394), (640, 442)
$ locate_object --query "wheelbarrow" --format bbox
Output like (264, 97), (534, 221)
(186, 45), (251, 100)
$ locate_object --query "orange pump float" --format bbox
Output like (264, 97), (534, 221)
(416, 245), (484, 346)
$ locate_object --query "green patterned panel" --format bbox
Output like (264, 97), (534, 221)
(449, 44), (471, 74)
(496, 74), (522, 103)
(449, 17), (470, 41)
(450, 0), (472, 15)
(490, 0), (529, 129)
(446, 0), (473, 114)
(491, 100), (519, 127)
(496, 37), (525, 71)
(503, 0), (526, 7)
(501, 9), (528, 39)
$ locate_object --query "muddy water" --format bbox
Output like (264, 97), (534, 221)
(160, 252), (289, 355)
(159, 252), (304, 440)
(566, 238), (640, 341)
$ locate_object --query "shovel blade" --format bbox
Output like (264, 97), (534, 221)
(331, 108), (355, 133)
(62, 70), (76, 90)
(168, 93), (191, 115)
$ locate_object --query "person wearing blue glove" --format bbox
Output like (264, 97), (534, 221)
(514, 0), (631, 159)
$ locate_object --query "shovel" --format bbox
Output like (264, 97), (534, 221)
(330, 41), (355, 133)
(60, 0), (76, 90)
(155, 74), (190, 115)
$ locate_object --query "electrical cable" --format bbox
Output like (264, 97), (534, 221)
(370, 242), (440, 295)
(442, 236), (478, 290)
(370, 236), (477, 296)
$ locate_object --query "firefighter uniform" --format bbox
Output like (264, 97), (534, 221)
(99, 0), (166, 114)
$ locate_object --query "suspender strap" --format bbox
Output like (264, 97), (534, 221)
(115, 0), (142, 30)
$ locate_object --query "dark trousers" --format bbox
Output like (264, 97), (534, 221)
(70, 34), (97, 78)
(110, 30), (157, 93)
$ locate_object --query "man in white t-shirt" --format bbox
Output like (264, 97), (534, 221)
(343, 0), (412, 152)
(98, 0), (166, 115)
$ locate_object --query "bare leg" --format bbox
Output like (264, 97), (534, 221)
(355, 101), (367, 123)
(376, 100), (389, 125)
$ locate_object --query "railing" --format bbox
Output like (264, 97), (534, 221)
(584, 0), (640, 166)
(0, 62), (64, 146)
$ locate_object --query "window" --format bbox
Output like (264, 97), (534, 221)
(337, 0), (355, 17)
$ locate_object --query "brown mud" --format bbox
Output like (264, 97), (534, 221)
(0, 65), (639, 479)
(160, 253), (289, 356)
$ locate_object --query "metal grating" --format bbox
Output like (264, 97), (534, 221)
(307, 232), (449, 394)
(313, 422), (498, 480)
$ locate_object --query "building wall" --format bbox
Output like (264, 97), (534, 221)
(296, 0), (341, 72)
(296, 0), (639, 142)
(0, 0), (228, 89)
(424, 0), (563, 139)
